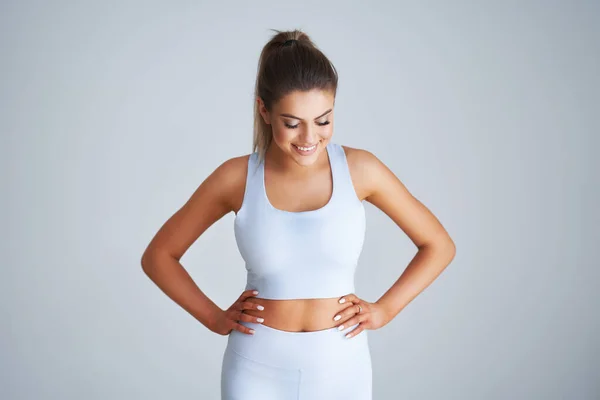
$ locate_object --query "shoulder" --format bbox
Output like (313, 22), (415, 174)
(215, 153), (251, 178)
(340, 145), (379, 169)
(211, 153), (252, 191)
(340, 144), (383, 178)
(189, 153), (251, 214)
(208, 153), (253, 212)
(340, 144), (390, 200)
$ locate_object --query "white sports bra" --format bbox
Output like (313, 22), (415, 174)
(234, 142), (366, 300)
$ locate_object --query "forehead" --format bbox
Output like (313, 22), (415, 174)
(274, 89), (335, 117)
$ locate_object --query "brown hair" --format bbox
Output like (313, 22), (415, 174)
(253, 29), (339, 162)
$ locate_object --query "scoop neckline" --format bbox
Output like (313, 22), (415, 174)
(260, 142), (336, 215)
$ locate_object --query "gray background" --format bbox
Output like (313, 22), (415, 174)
(2, 1), (598, 399)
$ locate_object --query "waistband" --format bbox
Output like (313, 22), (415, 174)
(226, 321), (369, 371)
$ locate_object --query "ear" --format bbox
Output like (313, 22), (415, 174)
(256, 97), (271, 125)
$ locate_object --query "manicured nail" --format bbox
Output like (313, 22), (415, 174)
(345, 333), (352, 338)
(334, 315), (341, 321)
(338, 325), (344, 331)
(249, 329), (255, 334)
(252, 290), (259, 295)
(257, 305), (264, 310)
(257, 318), (264, 323)
(339, 298), (346, 304)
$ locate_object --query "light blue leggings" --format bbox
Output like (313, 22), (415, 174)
(220, 320), (372, 399)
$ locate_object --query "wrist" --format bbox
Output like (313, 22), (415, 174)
(204, 306), (223, 330)
(375, 299), (398, 322)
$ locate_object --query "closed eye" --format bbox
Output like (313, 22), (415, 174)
(285, 121), (330, 129)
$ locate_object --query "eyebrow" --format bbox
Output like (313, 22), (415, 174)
(279, 108), (332, 120)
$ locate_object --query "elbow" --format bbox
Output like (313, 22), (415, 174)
(442, 237), (456, 264)
(420, 235), (456, 262)
(141, 247), (177, 273)
(141, 248), (157, 272)
(447, 240), (456, 261)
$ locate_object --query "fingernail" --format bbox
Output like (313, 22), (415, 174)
(334, 315), (341, 321)
(249, 329), (255, 334)
(257, 305), (264, 310)
(345, 333), (352, 338)
(252, 290), (259, 295)
(257, 318), (264, 323)
(338, 325), (344, 331)
(339, 298), (346, 304)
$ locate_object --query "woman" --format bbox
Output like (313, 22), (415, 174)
(141, 29), (456, 399)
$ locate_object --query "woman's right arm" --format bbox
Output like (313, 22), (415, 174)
(140, 155), (248, 332)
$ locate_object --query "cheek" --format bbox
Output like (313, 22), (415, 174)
(322, 123), (334, 138)
(271, 124), (296, 143)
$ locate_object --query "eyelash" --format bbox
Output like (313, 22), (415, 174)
(284, 121), (331, 129)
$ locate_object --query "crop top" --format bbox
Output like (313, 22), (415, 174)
(233, 141), (366, 300)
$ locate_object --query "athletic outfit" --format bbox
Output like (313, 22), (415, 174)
(221, 142), (372, 399)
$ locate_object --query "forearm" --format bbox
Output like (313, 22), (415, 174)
(376, 240), (455, 321)
(141, 251), (222, 330)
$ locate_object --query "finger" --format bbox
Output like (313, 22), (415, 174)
(338, 293), (360, 305)
(336, 313), (367, 332)
(238, 312), (265, 324)
(239, 289), (260, 301)
(333, 303), (361, 322)
(231, 299), (262, 312)
(226, 309), (243, 321)
(240, 301), (264, 311)
(355, 303), (363, 314)
(344, 323), (365, 339)
(232, 321), (256, 335)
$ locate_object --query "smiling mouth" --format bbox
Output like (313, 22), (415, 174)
(292, 143), (318, 151)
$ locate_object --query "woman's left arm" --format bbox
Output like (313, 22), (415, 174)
(347, 146), (456, 324)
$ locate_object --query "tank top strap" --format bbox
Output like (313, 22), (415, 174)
(239, 151), (262, 207)
(246, 151), (261, 181)
(328, 142), (360, 204)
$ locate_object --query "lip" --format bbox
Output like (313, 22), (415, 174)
(293, 143), (318, 148)
(292, 142), (319, 156)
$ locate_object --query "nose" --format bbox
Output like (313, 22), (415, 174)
(299, 125), (318, 144)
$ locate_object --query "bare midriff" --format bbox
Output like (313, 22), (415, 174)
(244, 297), (352, 332)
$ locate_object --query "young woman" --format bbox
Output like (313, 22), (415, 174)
(141, 29), (456, 399)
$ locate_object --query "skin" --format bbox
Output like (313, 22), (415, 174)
(141, 89), (456, 340)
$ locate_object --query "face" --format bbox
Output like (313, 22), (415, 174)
(258, 89), (335, 166)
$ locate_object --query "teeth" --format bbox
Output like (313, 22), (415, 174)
(295, 143), (317, 151)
